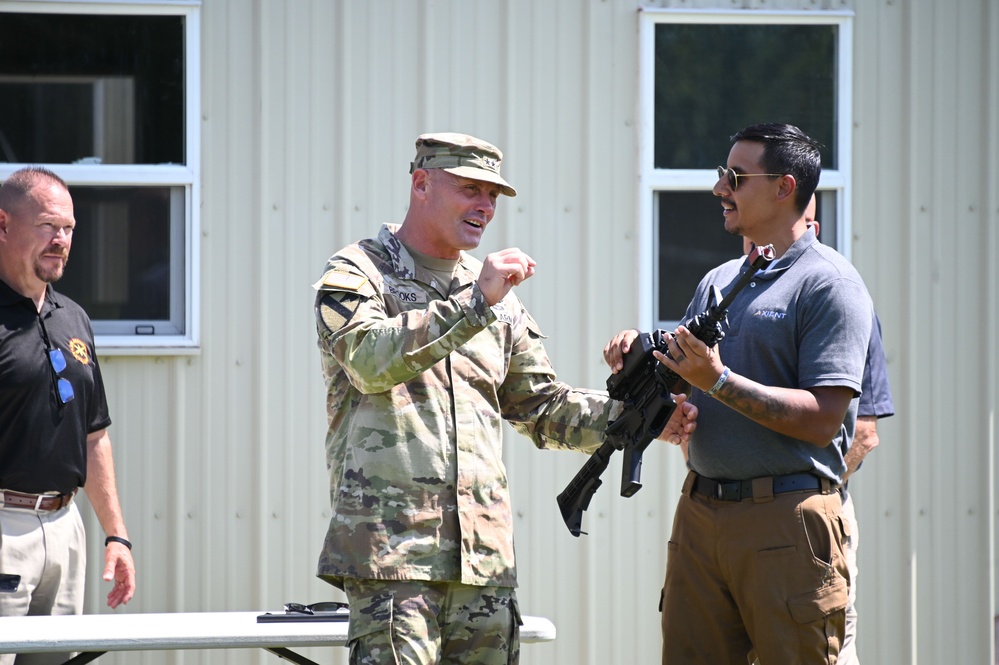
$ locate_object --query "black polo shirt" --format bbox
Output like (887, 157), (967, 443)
(0, 279), (111, 494)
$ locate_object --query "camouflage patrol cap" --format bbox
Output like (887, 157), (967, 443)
(409, 132), (517, 197)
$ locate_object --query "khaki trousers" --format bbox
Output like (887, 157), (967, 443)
(0, 502), (86, 665)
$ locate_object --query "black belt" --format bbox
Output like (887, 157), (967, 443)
(691, 472), (828, 502)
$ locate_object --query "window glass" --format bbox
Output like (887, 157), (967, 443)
(656, 189), (840, 323)
(0, 13), (184, 165)
(654, 23), (837, 170)
(58, 186), (182, 332)
(812, 191), (838, 249)
(646, 15), (848, 326)
(0, 4), (196, 348)
(656, 191), (743, 321)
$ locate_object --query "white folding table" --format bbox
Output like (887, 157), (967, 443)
(0, 611), (556, 664)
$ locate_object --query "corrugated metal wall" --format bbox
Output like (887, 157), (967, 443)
(77, 1), (997, 664)
(849, 0), (998, 663)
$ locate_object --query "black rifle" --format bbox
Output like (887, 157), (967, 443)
(556, 244), (776, 536)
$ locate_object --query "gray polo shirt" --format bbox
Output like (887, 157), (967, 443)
(686, 228), (872, 484)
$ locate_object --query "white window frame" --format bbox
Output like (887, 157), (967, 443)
(638, 8), (854, 332)
(0, 0), (201, 355)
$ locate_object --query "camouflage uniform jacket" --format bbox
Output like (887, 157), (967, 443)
(314, 224), (619, 589)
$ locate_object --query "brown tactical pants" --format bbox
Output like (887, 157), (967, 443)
(661, 470), (849, 664)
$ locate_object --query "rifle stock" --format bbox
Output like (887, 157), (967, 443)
(556, 244), (776, 536)
(556, 441), (614, 536)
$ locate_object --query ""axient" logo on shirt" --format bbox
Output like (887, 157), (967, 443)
(753, 309), (787, 320)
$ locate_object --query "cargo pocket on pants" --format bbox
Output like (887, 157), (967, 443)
(787, 574), (848, 661)
(346, 591), (399, 665)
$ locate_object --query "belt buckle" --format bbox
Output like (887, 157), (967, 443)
(35, 494), (46, 511)
(715, 480), (741, 501)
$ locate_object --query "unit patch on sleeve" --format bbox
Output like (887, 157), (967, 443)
(318, 292), (364, 333)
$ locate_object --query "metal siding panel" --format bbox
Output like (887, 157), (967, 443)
(926, 1), (959, 658)
(914, 1), (988, 663)
(911, 0), (944, 660)
(935, 1), (994, 663)
(851, 2), (914, 663)
(852, 0), (995, 664)
(213, 0), (260, 625)
(989, 0), (999, 663)
(258, 0), (335, 642)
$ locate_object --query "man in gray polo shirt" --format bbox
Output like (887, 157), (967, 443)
(738, 195), (894, 665)
(609, 123), (872, 663)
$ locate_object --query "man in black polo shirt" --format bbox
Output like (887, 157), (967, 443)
(0, 167), (135, 662)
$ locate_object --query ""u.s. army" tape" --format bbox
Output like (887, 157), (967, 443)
(312, 270), (368, 291)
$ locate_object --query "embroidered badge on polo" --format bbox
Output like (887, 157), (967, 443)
(69, 338), (90, 365)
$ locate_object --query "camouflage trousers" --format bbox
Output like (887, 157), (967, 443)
(341, 579), (521, 665)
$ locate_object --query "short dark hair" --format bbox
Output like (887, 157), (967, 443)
(730, 123), (822, 214)
(0, 166), (69, 213)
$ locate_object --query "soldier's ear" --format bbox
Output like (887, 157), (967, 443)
(412, 169), (432, 197)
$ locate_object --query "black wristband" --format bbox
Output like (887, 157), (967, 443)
(105, 536), (132, 550)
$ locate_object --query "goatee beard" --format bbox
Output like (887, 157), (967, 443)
(36, 258), (67, 284)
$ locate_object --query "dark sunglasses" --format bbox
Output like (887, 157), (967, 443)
(48, 348), (75, 404)
(284, 601), (349, 615)
(716, 166), (784, 191)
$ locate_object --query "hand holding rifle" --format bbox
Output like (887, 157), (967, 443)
(557, 243), (776, 536)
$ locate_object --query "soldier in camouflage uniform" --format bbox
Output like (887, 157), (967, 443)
(313, 133), (697, 665)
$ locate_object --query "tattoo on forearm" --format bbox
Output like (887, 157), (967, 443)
(714, 378), (790, 422)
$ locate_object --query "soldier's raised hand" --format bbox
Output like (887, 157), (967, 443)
(478, 248), (536, 305)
